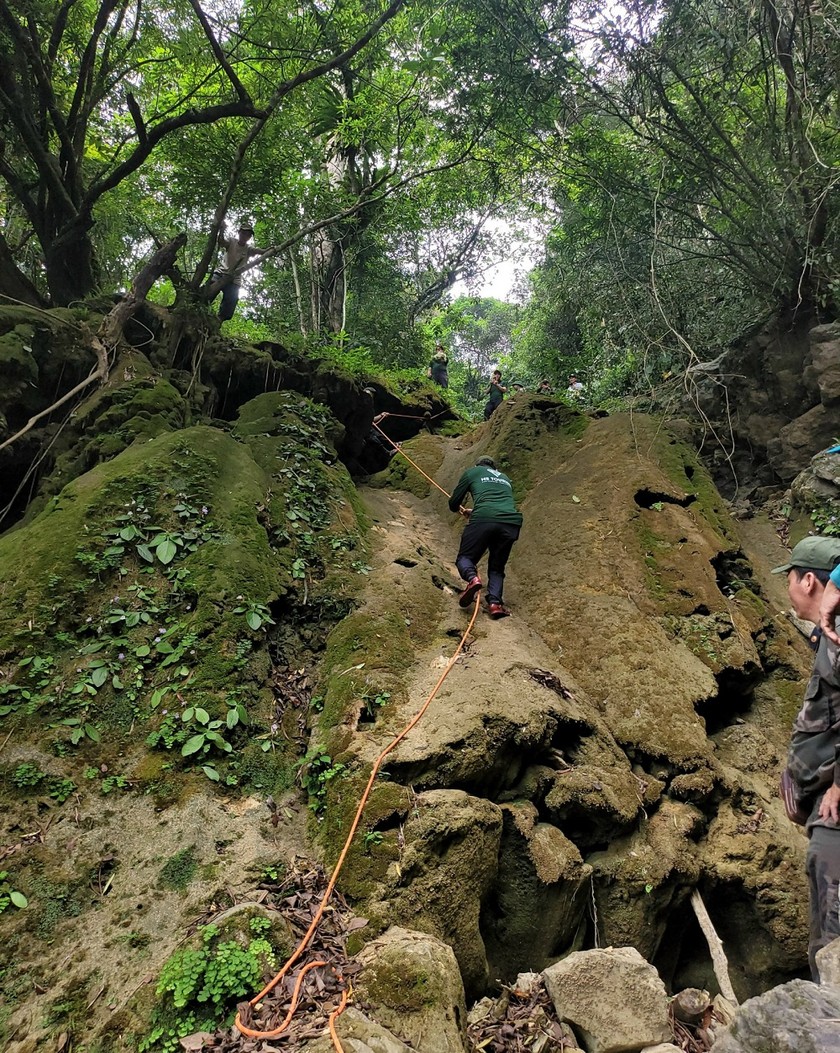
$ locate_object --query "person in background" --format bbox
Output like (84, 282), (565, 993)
(566, 375), (585, 399)
(484, 370), (507, 420)
(537, 378), (554, 395)
(211, 221), (262, 321)
(427, 343), (449, 387)
(448, 456), (522, 619)
(772, 536), (840, 980)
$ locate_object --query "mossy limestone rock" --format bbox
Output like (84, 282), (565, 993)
(367, 789), (502, 1000)
(483, 803), (592, 979)
(355, 926), (468, 1053)
(303, 1007), (414, 1052)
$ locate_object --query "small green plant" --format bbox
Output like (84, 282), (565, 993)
(140, 922), (276, 1052)
(10, 762), (45, 788)
(232, 599), (275, 632)
(298, 750), (346, 812)
(810, 500), (840, 538)
(48, 777), (76, 803)
(362, 830), (383, 848)
(0, 872), (28, 912)
(84, 767), (130, 794)
(180, 707), (234, 761)
(361, 691), (390, 719)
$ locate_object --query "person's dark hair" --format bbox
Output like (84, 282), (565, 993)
(492, 370), (501, 379)
(475, 456), (496, 468)
(790, 566), (832, 585)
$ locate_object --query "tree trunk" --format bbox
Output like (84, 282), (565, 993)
(43, 227), (98, 305)
(0, 232), (45, 308)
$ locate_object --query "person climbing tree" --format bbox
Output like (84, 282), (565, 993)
(428, 344), (449, 387)
(448, 455), (522, 619)
(484, 370), (506, 420)
(210, 221), (262, 321)
(773, 536), (840, 980)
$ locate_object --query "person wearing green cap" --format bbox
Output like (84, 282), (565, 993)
(448, 456), (522, 618)
(773, 534), (840, 979)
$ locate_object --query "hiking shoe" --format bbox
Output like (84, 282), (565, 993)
(488, 603), (510, 619)
(458, 576), (482, 607)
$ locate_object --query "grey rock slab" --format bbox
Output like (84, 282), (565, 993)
(542, 946), (671, 1053)
(711, 978), (840, 1053)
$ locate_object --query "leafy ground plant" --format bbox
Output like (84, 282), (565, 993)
(0, 872), (27, 912)
(139, 920), (276, 1052)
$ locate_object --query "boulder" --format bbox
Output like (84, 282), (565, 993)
(774, 404), (840, 483)
(354, 926), (468, 1053)
(805, 323), (840, 406)
(816, 935), (840, 987)
(711, 978), (840, 1052)
(542, 946), (671, 1053)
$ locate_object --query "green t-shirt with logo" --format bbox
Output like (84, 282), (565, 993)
(448, 466), (523, 525)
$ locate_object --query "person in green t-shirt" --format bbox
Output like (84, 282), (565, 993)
(448, 456), (523, 618)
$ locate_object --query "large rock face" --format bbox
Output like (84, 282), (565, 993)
(312, 400), (813, 1005)
(677, 315), (840, 490)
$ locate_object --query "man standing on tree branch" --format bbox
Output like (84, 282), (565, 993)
(211, 221), (262, 321)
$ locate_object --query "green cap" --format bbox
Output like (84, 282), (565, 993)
(771, 535), (840, 574)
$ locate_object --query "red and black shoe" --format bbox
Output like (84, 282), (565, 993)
(458, 576), (482, 608)
(488, 602), (510, 619)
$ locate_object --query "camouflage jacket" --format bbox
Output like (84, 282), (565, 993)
(788, 628), (840, 831)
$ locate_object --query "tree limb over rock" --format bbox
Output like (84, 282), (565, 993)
(0, 233), (187, 455)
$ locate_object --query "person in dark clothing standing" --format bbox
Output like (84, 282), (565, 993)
(773, 535), (840, 980)
(448, 456), (522, 618)
(484, 370), (506, 420)
(428, 344), (449, 387)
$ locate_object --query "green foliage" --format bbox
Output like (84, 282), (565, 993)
(810, 501), (840, 538)
(0, 872), (27, 913)
(140, 923), (277, 1052)
(298, 750), (347, 812)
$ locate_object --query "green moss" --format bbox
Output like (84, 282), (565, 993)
(774, 676), (805, 726)
(651, 427), (738, 545)
(363, 958), (436, 1011)
(236, 741), (296, 796)
(318, 610), (414, 730)
(159, 847), (198, 892)
(371, 433), (445, 497)
(28, 873), (89, 941)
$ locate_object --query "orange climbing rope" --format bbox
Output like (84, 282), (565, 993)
(235, 593), (480, 1047)
(372, 418), (451, 499)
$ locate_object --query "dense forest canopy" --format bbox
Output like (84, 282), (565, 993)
(0, 0), (838, 389)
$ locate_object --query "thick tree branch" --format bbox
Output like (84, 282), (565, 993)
(186, 0), (252, 106)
